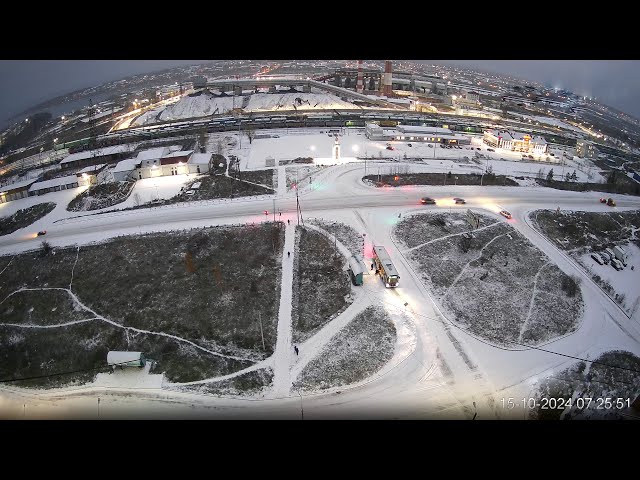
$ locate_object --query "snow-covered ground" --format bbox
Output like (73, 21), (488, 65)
(578, 242), (640, 316)
(220, 129), (595, 184)
(159, 94), (240, 121)
(1, 127), (640, 419)
(515, 113), (585, 135)
(124, 174), (199, 206)
(136, 91), (361, 125)
(244, 92), (360, 112)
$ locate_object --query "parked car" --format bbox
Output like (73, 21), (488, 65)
(476, 147), (481, 150)
(453, 197), (466, 204)
(407, 143), (412, 147)
(591, 253), (604, 265)
(37, 230), (47, 236)
(598, 252), (610, 264)
(611, 258), (624, 271)
(487, 148), (495, 152)
(528, 155), (534, 159)
(420, 197), (436, 205)
(499, 210), (512, 219)
(427, 144), (433, 148)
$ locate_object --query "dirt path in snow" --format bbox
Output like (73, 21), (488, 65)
(271, 222), (296, 397)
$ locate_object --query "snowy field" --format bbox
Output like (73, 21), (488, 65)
(0, 225), (285, 387)
(218, 129), (596, 184)
(306, 219), (363, 258)
(531, 350), (640, 420)
(530, 209), (640, 315)
(291, 227), (353, 344)
(395, 211), (584, 346)
(297, 305), (396, 392)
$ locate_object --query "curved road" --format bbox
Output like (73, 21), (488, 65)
(1, 162), (640, 419)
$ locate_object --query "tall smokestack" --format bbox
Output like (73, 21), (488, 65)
(383, 60), (393, 97)
(356, 60), (364, 94)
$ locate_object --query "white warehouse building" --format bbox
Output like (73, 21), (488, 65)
(483, 129), (548, 154)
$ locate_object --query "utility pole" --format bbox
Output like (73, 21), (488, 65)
(259, 312), (265, 350)
(273, 198), (276, 223)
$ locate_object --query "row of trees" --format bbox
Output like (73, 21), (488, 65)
(535, 168), (578, 182)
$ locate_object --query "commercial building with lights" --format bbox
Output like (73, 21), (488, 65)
(112, 147), (211, 182)
(483, 129), (547, 154)
(76, 164), (109, 187)
(0, 178), (36, 203)
(576, 139), (599, 159)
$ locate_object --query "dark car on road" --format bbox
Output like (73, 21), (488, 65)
(420, 197), (436, 205)
(453, 197), (466, 204)
(37, 230), (47, 236)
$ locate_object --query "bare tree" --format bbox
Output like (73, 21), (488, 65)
(198, 127), (208, 153)
(245, 125), (256, 145)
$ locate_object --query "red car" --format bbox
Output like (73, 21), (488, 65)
(499, 210), (512, 219)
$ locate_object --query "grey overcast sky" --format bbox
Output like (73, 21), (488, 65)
(0, 60), (207, 127)
(1, 60), (639, 128)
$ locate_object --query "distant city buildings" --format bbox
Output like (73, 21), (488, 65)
(576, 139), (600, 159)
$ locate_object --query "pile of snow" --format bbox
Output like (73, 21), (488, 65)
(159, 92), (239, 121)
(245, 93), (359, 112)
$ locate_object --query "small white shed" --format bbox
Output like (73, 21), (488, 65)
(107, 351), (146, 368)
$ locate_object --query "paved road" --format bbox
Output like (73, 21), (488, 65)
(2, 162), (640, 419)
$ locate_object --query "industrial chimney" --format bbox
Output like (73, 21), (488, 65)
(356, 60), (364, 94)
(383, 60), (393, 97)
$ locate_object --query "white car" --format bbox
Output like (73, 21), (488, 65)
(611, 258), (624, 271)
(591, 253), (604, 265)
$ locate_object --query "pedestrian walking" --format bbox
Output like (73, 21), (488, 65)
(287, 219), (290, 225)
(294, 345), (299, 355)
(288, 251), (291, 258)
(371, 263), (374, 270)
(279, 212), (282, 217)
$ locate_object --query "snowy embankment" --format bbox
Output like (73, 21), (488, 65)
(159, 93), (238, 121)
(245, 92), (360, 112)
